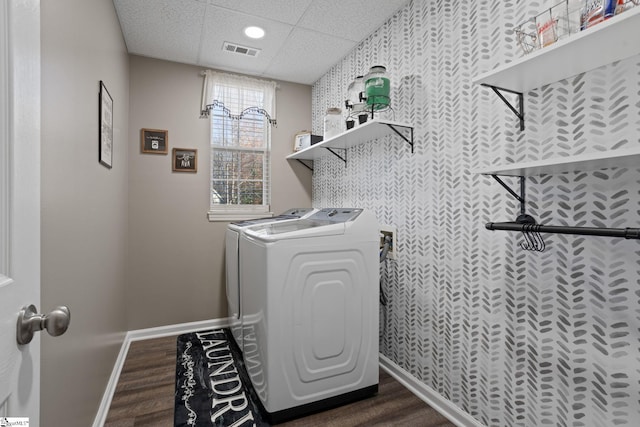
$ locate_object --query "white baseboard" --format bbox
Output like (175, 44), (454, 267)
(92, 317), (231, 427)
(126, 317), (231, 342)
(91, 333), (131, 427)
(379, 354), (487, 427)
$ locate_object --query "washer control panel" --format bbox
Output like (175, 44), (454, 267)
(309, 208), (363, 223)
(230, 207), (314, 227)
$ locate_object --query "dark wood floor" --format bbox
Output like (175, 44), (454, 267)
(104, 335), (455, 427)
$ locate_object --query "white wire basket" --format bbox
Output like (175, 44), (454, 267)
(515, 0), (638, 55)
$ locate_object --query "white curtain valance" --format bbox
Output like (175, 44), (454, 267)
(200, 70), (277, 124)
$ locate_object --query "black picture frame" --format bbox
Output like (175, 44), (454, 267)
(141, 128), (168, 154)
(172, 148), (197, 173)
(99, 80), (113, 168)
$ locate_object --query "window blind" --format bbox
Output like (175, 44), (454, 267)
(201, 70), (276, 220)
(210, 106), (270, 207)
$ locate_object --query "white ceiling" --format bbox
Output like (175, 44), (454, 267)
(112, 0), (410, 85)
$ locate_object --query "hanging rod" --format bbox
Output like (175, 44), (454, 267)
(485, 174), (640, 249)
(486, 222), (640, 240)
(200, 100), (277, 125)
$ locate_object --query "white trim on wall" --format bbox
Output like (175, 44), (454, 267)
(379, 354), (488, 427)
(126, 317), (232, 342)
(92, 333), (130, 427)
(92, 317), (231, 427)
(0, 0), (9, 277)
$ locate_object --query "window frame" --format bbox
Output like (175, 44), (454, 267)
(203, 71), (276, 222)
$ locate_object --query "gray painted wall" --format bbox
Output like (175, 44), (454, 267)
(40, 8), (312, 424)
(312, 0), (640, 426)
(127, 55), (312, 329)
(41, 0), (130, 426)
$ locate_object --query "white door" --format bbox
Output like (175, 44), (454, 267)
(0, 0), (41, 425)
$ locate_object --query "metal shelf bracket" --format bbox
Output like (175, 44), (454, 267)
(491, 174), (526, 216)
(385, 123), (414, 153)
(482, 84), (524, 131)
(325, 147), (347, 164)
(296, 159), (314, 172)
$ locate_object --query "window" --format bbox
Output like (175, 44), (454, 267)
(201, 71), (277, 221)
(210, 107), (268, 207)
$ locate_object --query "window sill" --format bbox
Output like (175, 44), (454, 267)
(208, 210), (274, 222)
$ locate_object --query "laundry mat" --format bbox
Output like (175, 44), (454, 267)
(175, 328), (269, 427)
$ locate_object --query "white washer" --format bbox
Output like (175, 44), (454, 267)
(240, 208), (379, 423)
(225, 208), (316, 350)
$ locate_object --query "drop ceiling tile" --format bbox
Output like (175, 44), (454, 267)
(114, 0), (412, 84)
(113, 0), (205, 64)
(297, 0), (409, 41)
(198, 6), (294, 76)
(198, 0), (313, 25)
(263, 28), (355, 85)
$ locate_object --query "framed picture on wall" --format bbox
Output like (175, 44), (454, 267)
(141, 128), (168, 154)
(172, 148), (197, 172)
(99, 80), (113, 168)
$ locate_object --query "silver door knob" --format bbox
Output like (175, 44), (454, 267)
(17, 304), (71, 345)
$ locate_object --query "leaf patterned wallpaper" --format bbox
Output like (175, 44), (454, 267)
(311, 1), (640, 426)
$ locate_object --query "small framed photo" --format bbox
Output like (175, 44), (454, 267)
(141, 128), (168, 154)
(99, 81), (113, 168)
(172, 148), (197, 172)
(293, 131), (321, 152)
(293, 131), (311, 152)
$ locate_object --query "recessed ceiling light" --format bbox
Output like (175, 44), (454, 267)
(244, 26), (265, 39)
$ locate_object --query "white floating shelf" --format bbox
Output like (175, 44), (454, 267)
(473, 7), (640, 92)
(474, 147), (640, 177)
(286, 119), (413, 161)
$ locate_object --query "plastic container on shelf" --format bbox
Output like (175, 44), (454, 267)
(346, 75), (366, 115)
(364, 66), (390, 111)
(323, 107), (342, 140)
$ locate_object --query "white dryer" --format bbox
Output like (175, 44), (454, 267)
(239, 208), (379, 423)
(225, 208), (315, 350)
